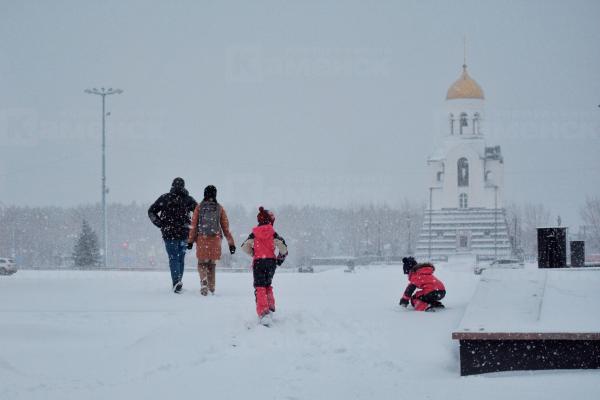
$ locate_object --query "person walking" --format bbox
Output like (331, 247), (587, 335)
(187, 185), (236, 296)
(241, 207), (288, 326)
(148, 177), (197, 293)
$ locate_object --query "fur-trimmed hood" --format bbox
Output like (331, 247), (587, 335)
(410, 263), (435, 274)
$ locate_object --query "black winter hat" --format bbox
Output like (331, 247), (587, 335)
(172, 177), (185, 190)
(257, 206), (275, 225)
(402, 257), (417, 275)
(204, 185), (217, 200)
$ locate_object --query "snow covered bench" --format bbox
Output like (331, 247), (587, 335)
(452, 268), (600, 376)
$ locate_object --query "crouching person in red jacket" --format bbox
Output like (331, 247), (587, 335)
(241, 207), (288, 325)
(399, 257), (446, 311)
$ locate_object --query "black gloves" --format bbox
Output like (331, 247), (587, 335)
(187, 242), (193, 250)
(276, 254), (286, 266)
(399, 298), (409, 307)
(229, 245), (236, 255)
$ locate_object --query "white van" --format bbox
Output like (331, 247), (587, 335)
(0, 257), (17, 275)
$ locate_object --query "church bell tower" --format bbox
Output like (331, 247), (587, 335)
(416, 57), (512, 261)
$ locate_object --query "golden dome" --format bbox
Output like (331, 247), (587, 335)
(446, 65), (484, 100)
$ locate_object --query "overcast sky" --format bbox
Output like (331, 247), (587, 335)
(1, 0), (599, 228)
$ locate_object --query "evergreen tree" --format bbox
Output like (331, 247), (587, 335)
(73, 220), (100, 267)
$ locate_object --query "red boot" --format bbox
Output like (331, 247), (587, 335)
(412, 298), (430, 311)
(255, 287), (269, 317)
(266, 286), (276, 312)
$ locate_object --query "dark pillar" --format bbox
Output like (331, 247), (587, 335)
(537, 227), (566, 268)
(570, 241), (585, 267)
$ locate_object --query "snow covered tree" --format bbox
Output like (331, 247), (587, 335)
(73, 220), (100, 267)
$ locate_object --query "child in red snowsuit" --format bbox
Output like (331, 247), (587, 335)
(399, 257), (446, 311)
(241, 207), (288, 324)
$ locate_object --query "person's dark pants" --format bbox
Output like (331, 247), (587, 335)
(253, 259), (277, 287)
(164, 239), (187, 286)
(253, 259), (277, 316)
(419, 290), (445, 303)
(411, 290), (446, 311)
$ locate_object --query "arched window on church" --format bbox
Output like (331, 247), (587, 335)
(457, 157), (469, 187)
(449, 113), (454, 135)
(473, 112), (481, 135)
(459, 112), (468, 135)
(459, 193), (468, 209)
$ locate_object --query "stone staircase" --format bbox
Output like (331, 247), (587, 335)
(415, 208), (512, 260)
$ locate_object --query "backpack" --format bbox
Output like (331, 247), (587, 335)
(197, 201), (222, 236)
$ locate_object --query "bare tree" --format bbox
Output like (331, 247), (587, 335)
(580, 196), (600, 252)
(505, 202), (521, 254)
(523, 203), (551, 258)
(515, 203), (551, 259)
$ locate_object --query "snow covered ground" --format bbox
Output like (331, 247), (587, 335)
(1, 262), (598, 400)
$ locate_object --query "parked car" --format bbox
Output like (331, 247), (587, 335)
(474, 258), (524, 275)
(0, 257), (17, 276)
(298, 265), (314, 273)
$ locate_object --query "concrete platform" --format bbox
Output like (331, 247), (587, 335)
(452, 268), (600, 375)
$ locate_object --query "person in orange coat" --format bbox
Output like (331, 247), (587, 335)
(399, 257), (446, 311)
(187, 185), (236, 296)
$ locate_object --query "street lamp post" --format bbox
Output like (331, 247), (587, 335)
(377, 220), (382, 258)
(493, 185), (498, 261)
(364, 221), (370, 255)
(406, 214), (412, 255)
(428, 187), (433, 260)
(84, 87), (123, 267)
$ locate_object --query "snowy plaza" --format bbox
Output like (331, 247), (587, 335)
(2, 1), (600, 399)
(1, 263), (599, 400)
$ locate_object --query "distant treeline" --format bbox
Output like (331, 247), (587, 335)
(0, 202), (423, 268)
(4, 198), (589, 268)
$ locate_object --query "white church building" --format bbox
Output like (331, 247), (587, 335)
(415, 62), (512, 260)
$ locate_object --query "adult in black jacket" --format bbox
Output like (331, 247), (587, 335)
(148, 177), (197, 293)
